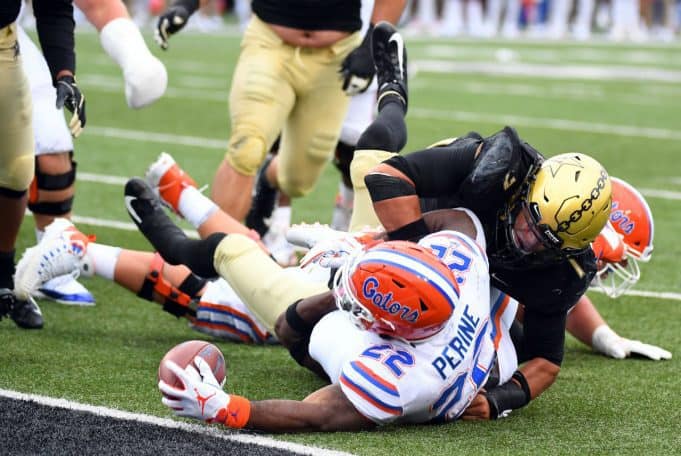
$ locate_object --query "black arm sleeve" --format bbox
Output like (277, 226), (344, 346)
(33, 0), (75, 84)
(518, 310), (567, 366)
(380, 135), (481, 199)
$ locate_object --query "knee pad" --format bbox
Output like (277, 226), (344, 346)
(225, 134), (267, 176)
(333, 141), (355, 188)
(137, 253), (205, 318)
(0, 153), (34, 194)
(28, 153), (77, 215)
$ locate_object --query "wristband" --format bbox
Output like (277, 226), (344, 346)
(214, 395), (252, 429)
(483, 371), (531, 419)
(387, 218), (429, 241)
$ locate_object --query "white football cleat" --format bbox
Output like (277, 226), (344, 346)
(14, 218), (90, 300)
(263, 220), (298, 267)
(124, 55), (168, 109)
(286, 222), (351, 250)
(33, 274), (95, 306)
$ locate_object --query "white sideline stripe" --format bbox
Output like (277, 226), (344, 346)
(87, 126), (228, 150)
(413, 60), (681, 82)
(0, 389), (352, 456)
(23, 212), (200, 239)
(589, 288), (681, 302)
(409, 108), (681, 141)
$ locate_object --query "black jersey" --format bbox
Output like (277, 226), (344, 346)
(381, 126), (596, 365)
(252, 0), (362, 32)
(1, 0), (75, 83)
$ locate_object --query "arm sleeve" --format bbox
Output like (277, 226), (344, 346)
(518, 310), (567, 366)
(33, 0), (75, 84)
(381, 135), (481, 198)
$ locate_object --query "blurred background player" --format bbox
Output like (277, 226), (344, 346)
(75, 0), (167, 108)
(153, 0), (406, 233)
(243, 0), (380, 264)
(1, 0), (84, 329)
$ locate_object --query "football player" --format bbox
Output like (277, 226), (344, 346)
(339, 22), (613, 420)
(16, 24), (93, 305)
(0, 0), (83, 329)
(567, 177), (670, 361)
(74, 0), (167, 109)
(153, 0), (406, 226)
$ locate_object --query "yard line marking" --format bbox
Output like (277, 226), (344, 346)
(86, 116), (681, 148)
(413, 59), (681, 83)
(590, 288), (681, 301)
(23, 212), (200, 239)
(640, 188), (681, 201)
(408, 108), (681, 141)
(76, 172), (681, 205)
(86, 126), (228, 149)
(0, 389), (352, 456)
(24, 207), (681, 300)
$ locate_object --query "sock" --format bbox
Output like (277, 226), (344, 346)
(100, 17), (153, 71)
(357, 102), (407, 152)
(0, 250), (15, 289)
(87, 243), (122, 280)
(178, 186), (219, 229)
(270, 206), (291, 227)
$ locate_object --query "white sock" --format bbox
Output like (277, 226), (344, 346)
(100, 17), (152, 71)
(270, 206), (292, 227)
(86, 243), (122, 281)
(178, 186), (219, 229)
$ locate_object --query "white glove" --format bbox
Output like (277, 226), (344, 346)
(158, 356), (230, 422)
(592, 325), (672, 360)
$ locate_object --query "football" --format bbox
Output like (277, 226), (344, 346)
(158, 340), (226, 390)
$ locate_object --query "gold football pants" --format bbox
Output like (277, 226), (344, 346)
(0, 23), (34, 192)
(226, 16), (360, 198)
(213, 234), (328, 332)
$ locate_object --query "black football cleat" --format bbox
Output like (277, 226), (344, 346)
(0, 288), (43, 329)
(124, 177), (189, 256)
(245, 153), (278, 237)
(372, 21), (408, 112)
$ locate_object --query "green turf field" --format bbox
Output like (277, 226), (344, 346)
(2, 29), (681, 455)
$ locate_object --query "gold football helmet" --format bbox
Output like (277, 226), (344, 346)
(525, 153), (612, 253)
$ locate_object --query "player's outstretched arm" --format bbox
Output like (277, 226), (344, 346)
(566, 295), (671, 360)
(160, 357), (374, 432)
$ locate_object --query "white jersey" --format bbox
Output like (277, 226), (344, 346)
(309, 227), (518, 425)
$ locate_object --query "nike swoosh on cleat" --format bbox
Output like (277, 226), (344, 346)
(124, 195), (142, 224)
(388, 32), (405, 80)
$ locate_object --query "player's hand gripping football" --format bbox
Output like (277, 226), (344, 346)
(159, 356), (230, 422)
(155, 6), (191, 50)
(339, 25), (375, 95)
(55, 75), (86, 138)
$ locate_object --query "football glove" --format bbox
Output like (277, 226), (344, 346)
(339, 24), (375, 95)
(155, 5), (191, 50)
(55, 75), (86, 138)
(159, 356), (230, 422)
(592, 325), (672, 360)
